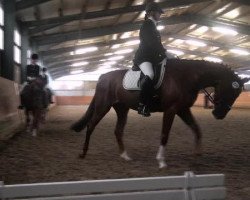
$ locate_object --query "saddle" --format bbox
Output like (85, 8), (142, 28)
(123, 58), (166, 90)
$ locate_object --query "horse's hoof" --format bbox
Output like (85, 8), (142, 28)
(79, 153), (86, 159)
(120, 151), (132, 161)
(158, 161), (168, 169)
(70, 124), (82, 132)
(32, 130), (37, 137)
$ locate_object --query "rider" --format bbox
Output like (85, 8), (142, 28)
(18, 53), (41, 109)
(41, 67), (54, 104)
(133, 2), (166, 117)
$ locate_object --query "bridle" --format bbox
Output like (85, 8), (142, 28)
(202, 89), (215, 104)
(202, 89), (232, 111)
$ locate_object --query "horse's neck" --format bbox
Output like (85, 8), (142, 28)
(196, 65), (229, 90)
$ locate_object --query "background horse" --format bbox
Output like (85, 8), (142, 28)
(22, 77), (46, 136)
(71, 59), (249, 168)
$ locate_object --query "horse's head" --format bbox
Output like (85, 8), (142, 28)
(212, 74), (249, 119)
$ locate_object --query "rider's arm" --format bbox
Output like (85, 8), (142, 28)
(140, 20), (166, 54)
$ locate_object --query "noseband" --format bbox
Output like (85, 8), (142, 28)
(202, 89), (231, 111)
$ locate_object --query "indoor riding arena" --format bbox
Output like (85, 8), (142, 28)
(0, 1), (250, 200)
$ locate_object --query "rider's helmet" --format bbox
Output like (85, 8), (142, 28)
(31, 53), (39, 60)
(145, 2), (164, 14)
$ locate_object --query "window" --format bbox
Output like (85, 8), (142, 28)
(0, 4), (4, 50)
(14, 29), (21, 64)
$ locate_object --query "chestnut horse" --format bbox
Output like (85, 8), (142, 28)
(22, 77), (46, 136)
(71, 59), (248, 168)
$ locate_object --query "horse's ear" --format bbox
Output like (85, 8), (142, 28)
(241, 77), (250, 84)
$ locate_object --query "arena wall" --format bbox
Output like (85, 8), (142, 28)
(0, 77), (22, 141)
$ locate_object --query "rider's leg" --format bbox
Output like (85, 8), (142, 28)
(18, 82), (28, 109)
(43, 88), (48, 108)
(138, 62), (154, 116)
(47, 88), (54, 103)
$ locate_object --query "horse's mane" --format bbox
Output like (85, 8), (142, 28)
(167, 59), (236, 77)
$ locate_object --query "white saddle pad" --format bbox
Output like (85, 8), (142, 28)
(123, 58), (166, 91)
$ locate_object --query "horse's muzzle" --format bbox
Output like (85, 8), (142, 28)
(212, 109), (227, 120)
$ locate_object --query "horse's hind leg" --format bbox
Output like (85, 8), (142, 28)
(80, 102), (111, 159)
(113, 103), (131, 161)
(177, 108), (202, 155)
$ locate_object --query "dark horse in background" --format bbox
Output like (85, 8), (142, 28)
(21, 76), (46, 137)
(71, 59), (249, 168)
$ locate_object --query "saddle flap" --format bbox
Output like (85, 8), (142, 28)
(123, 70), (141, 90)
(123, 58), (166, 91)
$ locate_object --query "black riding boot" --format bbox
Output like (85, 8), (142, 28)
(18, 94), (25, 109)
(138, 75), (154, 117)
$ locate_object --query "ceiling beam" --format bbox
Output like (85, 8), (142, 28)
(231, 0), (250, 6)
(31, 14), (190, 46)
(32, 13), (250, 46)
(39, 37), (136, 56)
(40, 32), (250, 59)
(16, 0), (53, 11)
(23, 0), (213, 29)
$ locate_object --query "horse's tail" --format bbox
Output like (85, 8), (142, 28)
(70, 97), (95, 132)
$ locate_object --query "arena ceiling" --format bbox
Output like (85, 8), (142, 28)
(16, 0), (250, 80)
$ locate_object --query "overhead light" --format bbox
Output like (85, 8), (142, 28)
(157, 25), (165, 31)
(112, 34), (118, 40)
(114, 49), (133, 54)
(71, 61), (89, 67)
(174, 39), (184, 44)
(216, 4), (232, 14)
(230, 49), (250, 56)
(186, 40), (206, 47)
(189, 24), (197, 30)
(167, 49), (184, 56)
(223, 9), (239, 19)
(120, 32), (131, 39)
(70, 70), (84, 74)
(204, 56), (223, 63)
(102, 61), (117, 65)
(111, 44), (121, 49)
(70, 51), (74, 55)
(108, 55), (124, 61)
(104, 53), (114, 56)
(195, 26), (209, 34)
(212, 27), (238, 36)
(125, 40), (140, 46)
(99, 59), (107, 62)
(135, 0), (144, 5)
(74, 46), (98, 55)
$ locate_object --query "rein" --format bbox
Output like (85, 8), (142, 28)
(202, 89), (215, 104)
(202, 89), (232, 111)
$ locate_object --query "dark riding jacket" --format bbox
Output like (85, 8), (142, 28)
(41, 74), (48, 85)
(26, 64), (40, 82)
(134, 18), (166, 66)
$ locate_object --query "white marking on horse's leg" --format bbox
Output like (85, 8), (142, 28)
(156, 145), (167, 168)
(120, 151), (132, 161)
(32, 129), (37, 137)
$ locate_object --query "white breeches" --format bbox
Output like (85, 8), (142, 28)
(20, 82), (28, 93)
(139, 62), (154, 80)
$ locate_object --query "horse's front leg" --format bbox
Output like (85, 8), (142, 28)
(177, 108), (202, 155)
(113, 104), (131, 161)
(31, 110), (40, 137)
(25, 110), (31, 133)
(156, 110), (176, 168)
